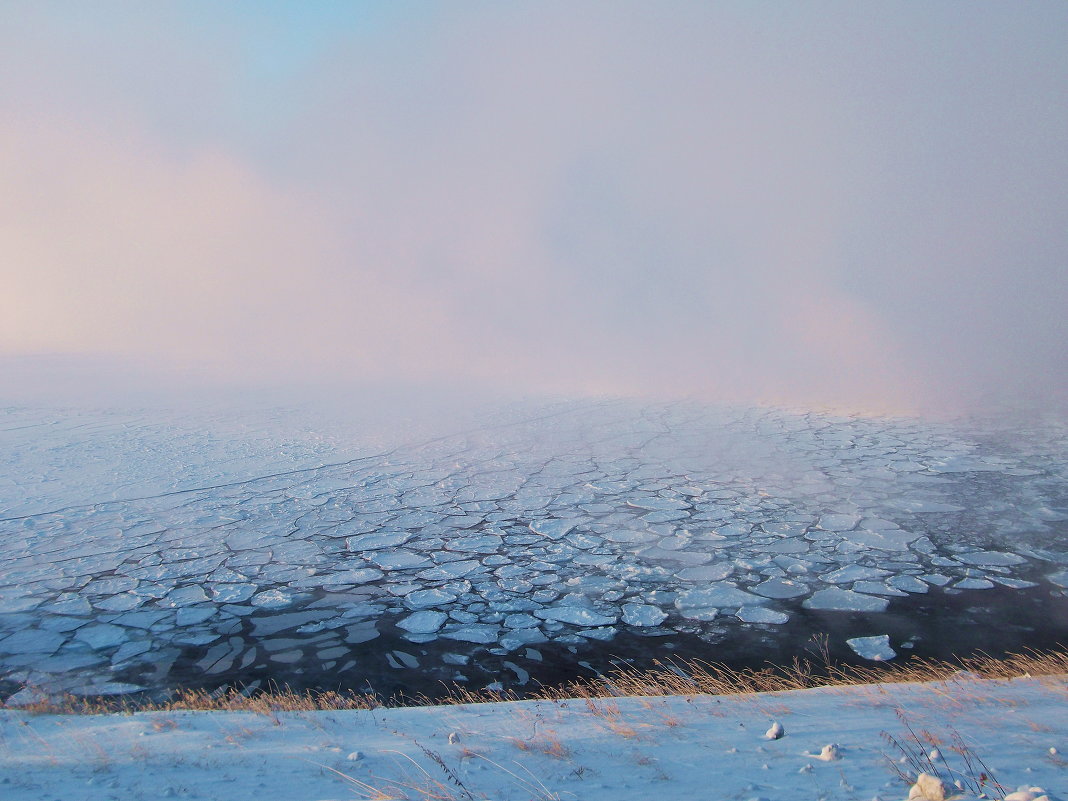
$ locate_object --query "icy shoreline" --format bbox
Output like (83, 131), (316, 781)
(2, 674), (1064, 800)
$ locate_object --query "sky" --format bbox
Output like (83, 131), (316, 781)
(1, 1), (1067, 414)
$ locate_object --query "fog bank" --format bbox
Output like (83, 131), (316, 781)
(2, 3), (1066, 415)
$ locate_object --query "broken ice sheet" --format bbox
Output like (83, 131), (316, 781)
(3, 399), (1066, 698)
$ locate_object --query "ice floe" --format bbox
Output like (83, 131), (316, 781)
(803, 589), (890, 612)
(846, 634), (897, 660)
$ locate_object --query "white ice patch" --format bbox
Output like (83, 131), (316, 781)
(714, 522), (752, 537)
(69, 681), (145, 696)
(674, 585), (764, 620)
(852, 581), (908, 597)
(955, 551), (1026, 566)
(888, 575), (929, 594)
(403, 588), (457, 609)
(161, 586), (209, 606)
(621, 603), (668, 627)
(886, 498), (965, 513)
(751, 578), (809, 599)
(803, 588), (889, 612)
(954, 577), (995, 590)
(529, 518), (583, 539)
(250, 589), (294, 609)
(367, 550), (432, 570)
(676, 563), (733, 582)
(761, 521), (809, 537)
(822, 565), (890, 584)
(602, 529), (649, 543)
(920, 574), (951, 586)
(927, 456), (1009, 473)
(626, 497), (688, 511)
(74, 624), (128, 649)
(816, 514), (860, 532)
(440, 624), (500, 644)
(211, 584), (258, 603)
(846, 634), (896, 660)
(0, 629), (66, 654)
(419, 560), (481, 580)
(535, 607), (617, 626)
(736, 606), (789, 624)
(444, 534), (503, 553)
(175, 607), (214, 626)
(848, 529), (919, 551)
(346, 531), (415, 551)
(1047, 570), (1068, 588)
(397, 611), (447, 634)
(860, 517), (901, 530)
(322, 568), (384, 585)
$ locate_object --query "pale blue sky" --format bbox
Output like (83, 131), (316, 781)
(2, 2), (1066, 411)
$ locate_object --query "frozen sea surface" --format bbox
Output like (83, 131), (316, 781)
(1, 399), (1067, 700)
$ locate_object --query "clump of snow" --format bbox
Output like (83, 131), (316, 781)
(1004, 787), (1055, 801)
(814, 743), (841, 761)
(765, 721), (784, 739)
(908, 772), (947, 800)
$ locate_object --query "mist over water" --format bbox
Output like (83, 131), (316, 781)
(1, 3), (1066, 416)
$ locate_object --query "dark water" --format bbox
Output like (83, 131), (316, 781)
(88, 578), (1068, 705)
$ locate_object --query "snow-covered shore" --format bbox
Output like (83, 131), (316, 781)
(2, 675), (1064, 801)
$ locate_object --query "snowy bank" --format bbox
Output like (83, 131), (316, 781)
(1, 674), (1064, 801)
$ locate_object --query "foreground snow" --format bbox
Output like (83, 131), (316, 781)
(1, 675), (1064, 800)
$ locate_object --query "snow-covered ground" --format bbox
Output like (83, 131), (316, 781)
(1, 674), (1064, 800)
(1, 399), (1067, 700)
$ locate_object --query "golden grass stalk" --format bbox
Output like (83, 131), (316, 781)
(3, 647), (1065, 715)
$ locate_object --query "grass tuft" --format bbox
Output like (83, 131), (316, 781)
(3, 647), (1065, 714)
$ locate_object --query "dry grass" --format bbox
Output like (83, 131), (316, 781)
(503, 708), (572, 758)
(530, 647), (1068, 703)
(507, 728), (571, 759)
(582, 698), (641, 738)
(316, 746), (563, 801)
(1, 685), (382, 717)
(881, 708), (1009, 799)
(3, 647), (1066, 715)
